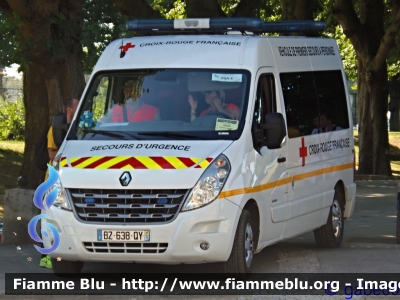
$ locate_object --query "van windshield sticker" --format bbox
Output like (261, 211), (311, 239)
(212, 73), (242, 82)
(215, 118), (239, 131)
(278, 46), (335, 57)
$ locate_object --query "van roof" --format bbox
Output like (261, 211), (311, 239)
(94, 34), (340, 73)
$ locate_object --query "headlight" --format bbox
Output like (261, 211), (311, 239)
(52, 153), (62, 171)
(52, 179), (72, 211)
(182, 154), (231, 211)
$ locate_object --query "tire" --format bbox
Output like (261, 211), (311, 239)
(52, 259), (84, 276)
(396, 209), (400, 244)
(223, 209), (254, 275)
(314, 186), (344, 248)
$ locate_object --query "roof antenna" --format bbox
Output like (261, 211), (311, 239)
(119, 38), (126, 58)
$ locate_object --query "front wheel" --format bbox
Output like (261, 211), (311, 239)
(52, 259), (84, 276)
(223, 210), (254, 275)
(314, 187), (344, 248)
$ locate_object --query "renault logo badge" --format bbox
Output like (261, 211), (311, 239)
(119, 172), (132, 186)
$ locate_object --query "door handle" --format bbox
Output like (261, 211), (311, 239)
(277, 157), (286, 163)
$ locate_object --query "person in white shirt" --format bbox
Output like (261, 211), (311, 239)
(311, 113), (342, 134)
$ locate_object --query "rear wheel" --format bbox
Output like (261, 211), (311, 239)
(314, 186), (344, 248)
(52, 259), (84, 276)
(223, 210), (254, 275)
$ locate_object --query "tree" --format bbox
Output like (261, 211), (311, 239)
(280, 0), (314, 20)
(81, 0), (130, 72)
(112, 0), (162, 19)
(185, 0), (226, 17)
(0, 0), (86, 188)
(333, 0), (400, 175)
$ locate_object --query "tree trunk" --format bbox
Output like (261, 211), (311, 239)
(22, 66), (48, 187)
(333, 0), (400, 175)
(280, 0), (313, 21)
(21, 52), (85, 189)
(280, 0), (316, 36)
(231, 0), (263, 17)
(1, 0), (86, 188)
(357, 57), (390, 175)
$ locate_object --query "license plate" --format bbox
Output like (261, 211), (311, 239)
(97, 230), (150, 241)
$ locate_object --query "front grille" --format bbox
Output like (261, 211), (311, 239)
(83, 242), (168, 253)
(68, 188), (188, 224)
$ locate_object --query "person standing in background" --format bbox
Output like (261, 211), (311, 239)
(40, 97), (79, 269)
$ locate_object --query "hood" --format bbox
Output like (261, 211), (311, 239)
(58, 140), (233, 189)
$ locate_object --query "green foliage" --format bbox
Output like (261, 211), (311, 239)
(324, 26), (357, 82)
(0, 98), (25, 140)
(316, 0), (357, 82)
(149, 0), (176, 17)
(388, 47), (400, 80)
(165, 1), (186, 19)
(219, 0), (240, 16)
(82, 0), (132, 72)
(0, 11), (22, 68)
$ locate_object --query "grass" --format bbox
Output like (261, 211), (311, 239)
(0, 141), (24, 220)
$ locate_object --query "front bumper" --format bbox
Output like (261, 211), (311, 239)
(42, 198), (241, 264)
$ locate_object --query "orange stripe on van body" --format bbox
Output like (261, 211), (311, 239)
(218, 162), (353, 199)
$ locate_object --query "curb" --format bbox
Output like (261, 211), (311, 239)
(355, 174), (400, 181)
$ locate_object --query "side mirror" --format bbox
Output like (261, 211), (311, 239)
(258, 112), (287, 149)
(52, 113), (69, 148)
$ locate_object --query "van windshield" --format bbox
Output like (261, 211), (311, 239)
(75, 69), (250, 141)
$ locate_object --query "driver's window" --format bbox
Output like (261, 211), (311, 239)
(253, 74), (276, 142)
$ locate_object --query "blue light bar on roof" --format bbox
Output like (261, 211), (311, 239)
(127, 18), (263, 32)
(127, 18), (326, 33)
(262, 21), (326, 33)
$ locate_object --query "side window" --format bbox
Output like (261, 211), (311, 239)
(313, 71), (349, 131)
(280, 71), (350, 137)
(280, 72), (319, 137)
(253, 74), (276, 144)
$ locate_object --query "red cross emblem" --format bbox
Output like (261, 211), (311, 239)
(119, 42), (135, 52)
(299, 137), (307, 166)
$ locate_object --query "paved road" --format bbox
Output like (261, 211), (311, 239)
(1, 180), (400, 299)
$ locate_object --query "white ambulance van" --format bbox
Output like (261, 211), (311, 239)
(47, 18), (356, 274)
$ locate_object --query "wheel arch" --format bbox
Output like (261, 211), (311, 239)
(334, 180), (346, 212)
(243, 199), (260, 251)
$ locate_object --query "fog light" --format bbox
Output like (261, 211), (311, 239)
(200, 242), (210, 250)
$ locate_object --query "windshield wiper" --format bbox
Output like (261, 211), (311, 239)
(138, 131), (204, 139)
(80, 129), (128, 140)
(82, 129), (145, 140)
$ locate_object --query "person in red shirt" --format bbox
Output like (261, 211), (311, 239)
(99, 80), (160, 123)
(188, 89), (240, 121)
